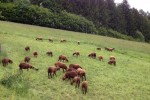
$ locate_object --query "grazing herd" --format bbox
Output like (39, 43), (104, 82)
(1, 38), (117, 95)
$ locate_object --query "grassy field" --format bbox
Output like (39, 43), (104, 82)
(0, 21), (150, 100)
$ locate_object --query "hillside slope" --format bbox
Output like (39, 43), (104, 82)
(0, 21), (150, 100)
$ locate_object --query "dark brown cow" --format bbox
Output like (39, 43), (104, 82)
(2, 58), (13, 66)
(36, 37), (43, 41)
(97, 48), (101, 50)
(77, 41), (80, 45)
(81, 81), (88, 95)
(62, 71), (78, 80)
(58, 55), (69, 62)
(25, 46), (30, 51)
(108, 60), (116, 66)
(73, 51), (80, 57)
(24, 56), (31, 63)
(46, 51), (53, 57)
(19, 62), (38, 72)
(48, 38), (53, 42)
(48, 66), (60, 79)
(33, 52), (38, 57)
(88, 52), (96, 58)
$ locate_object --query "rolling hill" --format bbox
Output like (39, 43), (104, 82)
(0, 21), (150, 100)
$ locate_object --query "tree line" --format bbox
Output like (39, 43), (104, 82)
(0, 0), (150, 42)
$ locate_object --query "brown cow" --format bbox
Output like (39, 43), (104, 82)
(58, 55), (69, 62)
(77, 41), (80, 45)
(108, 60), (116, 66)
(69, 64), (82, 70)
(71, 76), (80, 88)
(67, 67), (76, 72)
(88, 52), (96, 58)
(46, 51), (53, 57)
(55, 62), (68, 72)
(97, 48), (101, 50)
(2, 58), (13, 66)
(105, 47), (115, 52)
(19, 62), (38, 72)
(81, 81), (88, 95)
(77, 68), (86, 81)
(25, 46), (30, 51)
(98, 55), (103, 61)
(33, 52), (38, 57)
(36, 37), (43, 41)
(48, 66), (60, 78)
(60, 39), (66, 43)
(73, 51), (80, 57)
(48, 38), (53, 42)
(24, 56), (31, 63)
(62, 71), (78, 80)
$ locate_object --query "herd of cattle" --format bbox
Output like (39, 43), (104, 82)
(1, 37), (116, 95)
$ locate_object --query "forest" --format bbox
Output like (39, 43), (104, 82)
(0, 0), (150, 42)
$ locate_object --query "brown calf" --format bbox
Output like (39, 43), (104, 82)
(77, 68), (86, 81)
(81, 81), (88, 95)
(71, 76), (80, 88)
(98, 55), (103, 61)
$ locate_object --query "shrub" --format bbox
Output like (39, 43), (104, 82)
(97, 27), (134, 40)
(0, 3), (97, 34)
(134, 31), (145, 42)
(0, 71), (30, 96)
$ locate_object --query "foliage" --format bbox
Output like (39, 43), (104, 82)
(134, 31), (145, 41)
(57, 0), (150, 42)
(98, 27), (134, 40)
(0, 3), (97, 33)
(0, 11), (4, 19)
(0, 72), (30, 96)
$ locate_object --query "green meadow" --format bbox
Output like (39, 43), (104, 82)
(0, 21), (150, 100)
